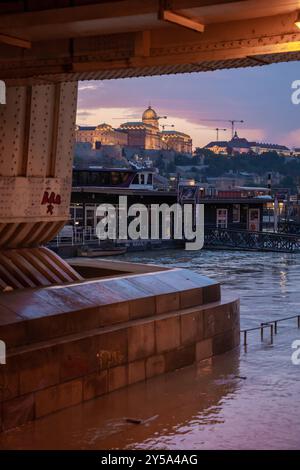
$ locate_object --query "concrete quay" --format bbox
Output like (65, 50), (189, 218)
(0, 258), (239, 432)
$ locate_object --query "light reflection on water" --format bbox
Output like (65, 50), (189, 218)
(1, 249), (300, 450)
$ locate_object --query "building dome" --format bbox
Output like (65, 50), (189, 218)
(142, 106), (158, 121)
(142, 106), (159, 129)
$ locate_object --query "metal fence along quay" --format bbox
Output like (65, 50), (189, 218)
(241, 314), (300, 347)
(204, 227), (300, 253)
(49, 226), (300, 254)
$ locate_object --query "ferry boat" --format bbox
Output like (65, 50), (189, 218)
(72, 167), (156, 191)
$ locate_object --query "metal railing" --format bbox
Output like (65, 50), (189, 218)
(205, 226), (300, 252)
(48, 226), (102, 247)
(241, 314), (300, 347)
(49, 225), (300, 254)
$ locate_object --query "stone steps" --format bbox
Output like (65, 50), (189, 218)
(0, 268), (220, 348)
(6, 294), (237, 358)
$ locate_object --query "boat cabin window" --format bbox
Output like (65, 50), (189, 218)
(216, 209), (228, 229)
(233, 204), (240, 223)
(72, 170), (132, 187)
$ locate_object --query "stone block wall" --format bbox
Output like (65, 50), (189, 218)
(0, 267), (239, 432)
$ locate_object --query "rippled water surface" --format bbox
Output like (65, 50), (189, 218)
(1, 249), (300, 450)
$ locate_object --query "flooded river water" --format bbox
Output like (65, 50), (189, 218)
(1, 249), (299, 450)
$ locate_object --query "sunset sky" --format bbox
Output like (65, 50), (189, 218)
(77, 61), (300, 149)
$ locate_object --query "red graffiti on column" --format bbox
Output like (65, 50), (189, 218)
(41, 191), (61, 215)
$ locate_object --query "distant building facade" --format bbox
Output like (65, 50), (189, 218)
(204, 141), (228, 155)
(75, 106), (192, 154)
(205, 131), (291, 156)
(161, 130), (192, 153)
(251, 142), (291, 156)
(119, 107), (161, 150)
(75, 123), (127, 147)
(293, 148), (300, 157)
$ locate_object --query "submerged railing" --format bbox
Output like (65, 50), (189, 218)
(241, 314), (300, 347)
(205, 227), (300, 253)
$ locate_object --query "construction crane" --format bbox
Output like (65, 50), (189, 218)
(161, 124), (175, 131)
(196, 118), (244, 138)
(215, 128), (227, 141)
(196, 127), (227, 141)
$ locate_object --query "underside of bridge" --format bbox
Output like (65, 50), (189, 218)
(1, 0), (300, 84)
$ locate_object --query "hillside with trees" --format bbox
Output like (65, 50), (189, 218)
(192, 149), (300, 190)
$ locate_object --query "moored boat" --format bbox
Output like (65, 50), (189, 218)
(77, 247), (127, 257)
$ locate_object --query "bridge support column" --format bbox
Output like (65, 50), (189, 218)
(0, 82), (78, 248)
(0, 82), (80, 289)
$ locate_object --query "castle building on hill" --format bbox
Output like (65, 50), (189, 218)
(75, 106), (192, 154)
(119, 106), (162, 150)
(75, 123), (128, 148)
(205, 131), (291, 156)
(161, 130), (193, 154)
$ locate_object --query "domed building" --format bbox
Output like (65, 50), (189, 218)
(142, 106), (160, 129)
(119, 106), (161, 149)
(75, 106), (192, 153)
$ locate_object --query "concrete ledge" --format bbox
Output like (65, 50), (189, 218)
(68, 258), (168, 276)
(0, 267), (220, 348)
(0, 294), (239, 430)
(0, 261), (239, 432)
